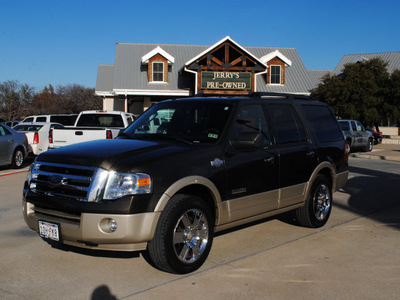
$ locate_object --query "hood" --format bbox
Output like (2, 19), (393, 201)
(37, 139), (190, 171)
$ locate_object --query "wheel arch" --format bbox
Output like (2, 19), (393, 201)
(11, 145), (26, 167)
(305, 162), (336, 198)
(154, 176), (222, 224)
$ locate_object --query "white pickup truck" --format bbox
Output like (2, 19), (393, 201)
(49, 110), (135, 149)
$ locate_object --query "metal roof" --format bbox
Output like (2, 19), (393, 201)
(333, 52), (400, 75)
(95, 64), (115, 95)
(99, 43), (400, 97)
(308, 69), (330, 88)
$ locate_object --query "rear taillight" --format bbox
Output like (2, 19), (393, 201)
(344, 143), (350, 162)
(106, 129), (112, 139)
(49, 129), (53, 143)
(33, 132), (39, 144)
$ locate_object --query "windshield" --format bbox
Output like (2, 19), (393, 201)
(122, 100), (233, 143)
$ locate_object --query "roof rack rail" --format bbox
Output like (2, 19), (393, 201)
(249, 92), (311, 100)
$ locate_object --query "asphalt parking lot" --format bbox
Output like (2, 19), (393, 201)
(1, 150), (400, 299)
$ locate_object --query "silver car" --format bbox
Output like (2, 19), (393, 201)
(0, 123), (29, 168)
(338, 119), (374, 152)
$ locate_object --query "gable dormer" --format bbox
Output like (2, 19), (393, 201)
(141, 46), (174, 83)
(260, 50), (292, 85)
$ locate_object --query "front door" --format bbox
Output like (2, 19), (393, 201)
(224, 104), (279, 220)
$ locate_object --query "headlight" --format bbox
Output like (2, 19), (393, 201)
(103, 172), (151, 200)
(26, 162), (40, 188)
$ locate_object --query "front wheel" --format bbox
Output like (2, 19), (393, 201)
(296, 174), (332, 228)
(146, 194), (214, 274)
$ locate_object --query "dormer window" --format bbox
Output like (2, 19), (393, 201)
(142, 46), (174, 83)
(153, 62), (164, 82)
(260, 50), (292, 86)
(270, 65), (281, 84)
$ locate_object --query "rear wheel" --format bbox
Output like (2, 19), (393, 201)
(364, 139), (373, 152)
(296, 174), (332, 228)
(11, 148), (24, 169)
(147, 194), (214, 274)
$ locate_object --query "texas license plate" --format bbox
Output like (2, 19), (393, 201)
(39, 221), (60, 241)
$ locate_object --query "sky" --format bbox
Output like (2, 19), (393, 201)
(1, 0), (399, 91)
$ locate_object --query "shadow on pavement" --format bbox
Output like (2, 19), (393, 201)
(338, 165), (400, 230)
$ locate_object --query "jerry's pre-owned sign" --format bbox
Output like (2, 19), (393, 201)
(201, 72), (251, 90)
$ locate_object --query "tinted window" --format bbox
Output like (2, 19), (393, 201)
(338, 121), (350, 131)
(0, 125), (10, 136)
(234, 104), (269, 146)
(302, 105), (343, 143)
(76, 114), (124, 127)
(50, 115), (77, 126)
(351, 121), (357, 131)
(14, 125), (43, 132)
(267, 104), (308, 144)
(23, 117), (34, 123)
(36, 117), (47, 122)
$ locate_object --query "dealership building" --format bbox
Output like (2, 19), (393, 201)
(95, 36), (400, 116)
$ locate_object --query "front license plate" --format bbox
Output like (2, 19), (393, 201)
(39, 221), (60, 241)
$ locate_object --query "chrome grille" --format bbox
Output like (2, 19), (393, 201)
(28, 162), (108, 202)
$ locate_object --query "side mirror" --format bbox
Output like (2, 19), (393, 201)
(230, 132), (263, 149)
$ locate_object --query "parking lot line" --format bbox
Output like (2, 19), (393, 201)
(0, 170), (28, 178)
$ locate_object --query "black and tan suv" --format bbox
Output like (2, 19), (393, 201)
(23, 97), (349, 274)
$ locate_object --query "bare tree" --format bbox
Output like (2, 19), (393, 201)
(0, 80), (34, 120)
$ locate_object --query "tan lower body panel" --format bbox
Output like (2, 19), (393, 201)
(23, 201), (160, 252)
(217, 183), (306, 226)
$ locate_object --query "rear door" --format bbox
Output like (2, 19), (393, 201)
(266, 103), (318, 208)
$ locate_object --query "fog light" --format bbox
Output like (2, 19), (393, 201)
(108, 219), (118, 232)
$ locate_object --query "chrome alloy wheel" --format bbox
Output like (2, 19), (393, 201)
(313, 183), (331, 221)
(173, 209), (209, 263)
(14, 150), (24, 168)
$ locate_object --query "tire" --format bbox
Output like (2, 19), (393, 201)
(11, 148), (24, 169)
(296, 174), (332, 228)
(364, 139), (373, 152)
(146, 194), (214, 274)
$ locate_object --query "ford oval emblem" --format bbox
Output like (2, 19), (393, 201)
(48, 175), (64, 185)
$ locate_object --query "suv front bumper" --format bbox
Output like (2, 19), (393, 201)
(23, 200), (160, 251)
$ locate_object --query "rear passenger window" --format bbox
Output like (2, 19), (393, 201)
(267, 104), (308, 145)
(302, 105), (343, 143)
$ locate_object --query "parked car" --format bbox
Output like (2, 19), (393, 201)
(49, 110), (135, 149)
(0, 123), (29, 168)
(366, 127), (383, 145)
(21, 114), (78, 126)
(23, 97), (349, 274)
(4, 120), (21, 127)
(338, 119), (374, 152)
(13, 122), (64, 155)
